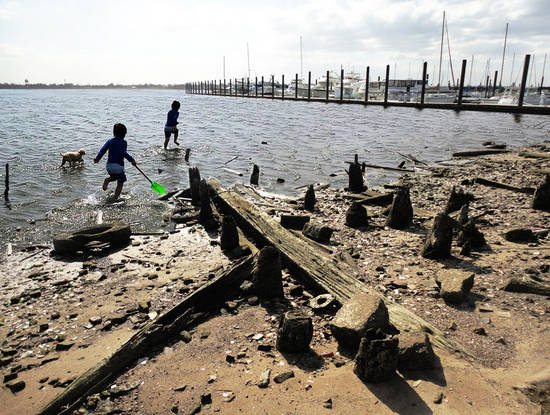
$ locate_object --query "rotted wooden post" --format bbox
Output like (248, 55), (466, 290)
(255, 76), (258, 97)
(4, 163), (9, 200)
(519, 54), (531, 107)
(308, 71), (311, 101)
(229, 79), (232, 96)
(325, 70), (330, 102)
(295, 73), (298, 99)
(365, 66), (369, 104)
(421, 62), (427, 104)
(242, 77), (244, 97)
(340, 68), (344, 102)
(271, 75), (275, 98)
(282, 75), (285, 100)
(457, 59), (467, 105)
(384, 65), (390, 104)
(247, 77), (250, 97)
(224, 79), (226, 95)
(261, 76), (264, 97)
(492, 70), (498, 97)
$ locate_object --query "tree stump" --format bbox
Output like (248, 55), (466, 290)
(348, 154), (364, 193)
(250, 164), (260, 186)
(252, 246), (283, 299)
(385, 187), (413, 229)
(189, 167), (201, 206)
(276, 310), (313, 353)
(304, 185), (315, 212)
(280, 215), (310, 230)
(532, 174), (550, 210)
(302, 222), (333, 244)
(353, 332), (398, 383)
(220, 215), (239, 251)
(444, 186), (474, 214)
(345, 202), (368, 228)
(421, 214), (454, 259)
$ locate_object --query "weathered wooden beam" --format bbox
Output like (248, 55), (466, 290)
(343, 192), (394, 206)
(452, 149), (510, 157)
(474, 177), (535, 194)
(519, 151), (550, 159)
(39, 255), (254, 415)
(208, 179), (471, 356)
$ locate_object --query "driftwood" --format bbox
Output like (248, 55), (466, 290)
(452, 149), (509, 157)
(208, 179), (471, 356)
(361, 163), (414, 173)
(504, 274), (550, 297)
(519, 151), (550, 159)
(474, 177), (535, 194)
(222, 167), (243, 176)
(39, 256), (254, 415)
(344, 191), (394, 206)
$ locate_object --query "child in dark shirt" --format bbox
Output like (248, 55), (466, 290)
(164, 100), (180, 149)
(94, 123), (136, 200)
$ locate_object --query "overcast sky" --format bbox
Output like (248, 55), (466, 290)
(1, 0), (548, 86)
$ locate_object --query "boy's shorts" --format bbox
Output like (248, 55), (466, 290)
(106, 163), (127, 183)
(164, 126), (178, 138)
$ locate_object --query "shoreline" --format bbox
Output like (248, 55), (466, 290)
(1, 143), (550, 414)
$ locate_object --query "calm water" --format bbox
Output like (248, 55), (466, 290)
(1, 88), (550, 250)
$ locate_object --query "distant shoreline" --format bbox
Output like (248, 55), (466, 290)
(0, 83), (186, 90)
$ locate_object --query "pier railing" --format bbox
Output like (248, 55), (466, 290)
(185, 55), (550, 115)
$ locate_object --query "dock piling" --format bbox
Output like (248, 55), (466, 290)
(255, 77), (258, 97)
(384, 65), (390, 104)
(272, 75), (275, 98)
(261, 76), (264, 97)
(4, 163), (8, 200)
(519, 54), (531, 107)
(340, 68), (344, 102)
(282, 75), (285, 100)
(365, 66), (369, 104)
(326, 70), (330, 102)
(295, 73), (298, 99)
(421, 62), (427, 105)
(492, 70), (498, 97)
(457, 59), (467, 105)
(308, 71), (311, 101)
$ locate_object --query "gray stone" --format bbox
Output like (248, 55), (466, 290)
(354, 335), (399, 383)
(329, 292), (389, 351)
(397, 331), (435, 371)
(258, 369), (271, 388)
(437, 269), (475, 304)
(503, 228), (536, 243)
(180, 331), (192, 343)
(55, 342), (74, 351)
(346, 202), (368, 228)
(276, 310), (313, 353)
(273, 371), (295, 384)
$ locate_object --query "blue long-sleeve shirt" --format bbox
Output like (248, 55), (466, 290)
(95, 137), (135, 166)
(165, 109), (179, 127)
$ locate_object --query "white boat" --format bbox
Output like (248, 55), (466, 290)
(310, 71), (339, 98)
(333, 71), (361, 99)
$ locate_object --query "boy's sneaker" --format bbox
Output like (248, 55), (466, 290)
(102, 178), (109, 191)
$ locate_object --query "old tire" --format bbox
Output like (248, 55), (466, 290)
(53, 222), (131, 254)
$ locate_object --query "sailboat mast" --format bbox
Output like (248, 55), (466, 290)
(438, 11), (445, 89)
(541, 53), (547, 91)
(247, 43), (250, 79)
(510, 52), (516, 86)
(300, 36), (303, 80)
(223, 56), (225, 80)
(469, 55), (474, 87)
(499, 23), (508, 87)
(445, 17), (456, 87)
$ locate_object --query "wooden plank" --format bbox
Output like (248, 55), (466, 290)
(474, 177), (535, 194)
(519, 151), (550, 159)
(209, 179), (471, 357)
(452, 149), (510, 157)
(39, 255), (254, 415)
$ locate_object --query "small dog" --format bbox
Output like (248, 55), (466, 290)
(59, 149), (86, 168)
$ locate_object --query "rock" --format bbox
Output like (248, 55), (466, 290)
(89, 316), (102, 326)
(109, 381), (140, 397)
(225, 354), (235, 363)
(329, 292), (389, 351)
(201, 392), (212, 405)
(289, 285), (304, 297)
(180, 330), (192, 343)
(444, 186), (474, 214)
(257, 344), (272, 352)
(344, 202), (368, 228)
(4, 373), (17, 382)
(171, 405), (179, 414)
(437, 269), (475, 304)
(280, 215), (310, 230)
(433, 392), (445, 404)
(302, 222), (334, 244)
(220, 215), (239, 251)
(39, 321), (49, 332)
(354, 334), (399, 383)
(188, 401), (201, 415)
(276, 310), (313, 353)
(6, 380), (25, 392)
(250, 164), (260, 186)
(385, 187), (413, 229)
(258, 369), (271, 388)
(503, 228), (536, 243)
(532, 174), (550, 210)
(240, 280), (254, 295)
(247, 296), (259, 306)
(138, 300), (151, 313)
(397, 331), (435, 371)
(174, 384), (187, 392)
(1, 347), (17, 356)
(109, 313), (127, 325)
(323, 398), (333, 409)
(421, 214), (454, 259)
(304, 185), (316, 212)
(252, 247), (283, 299)
(474, 327), (487, 335)
(273, 371), (295, 384)
(55, 341), (74, 351)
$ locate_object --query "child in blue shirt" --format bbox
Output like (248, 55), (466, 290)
(94, 123), (137, 200)
(164, 100), (180, 149)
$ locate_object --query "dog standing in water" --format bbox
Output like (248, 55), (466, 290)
(59, 149), (86, 167)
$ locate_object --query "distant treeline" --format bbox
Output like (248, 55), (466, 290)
(0, 83), (186, 90)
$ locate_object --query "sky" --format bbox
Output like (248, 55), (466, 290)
(0, 0), (549, 87)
